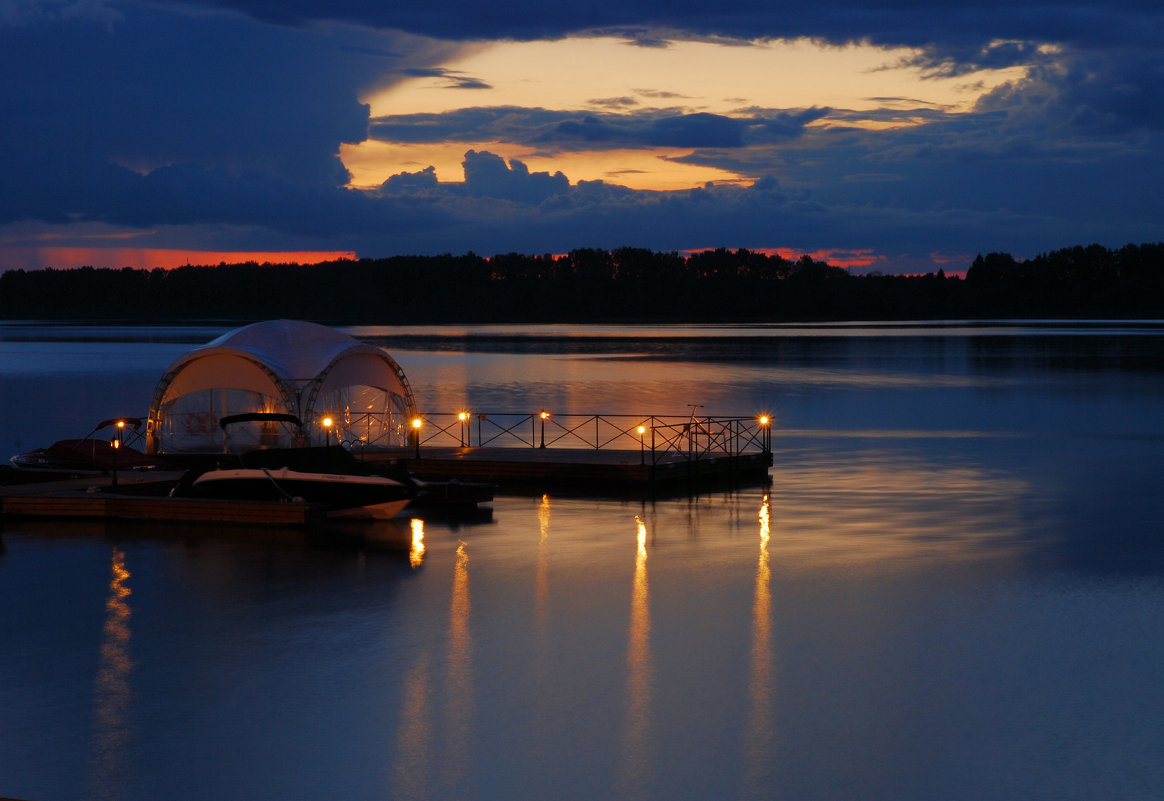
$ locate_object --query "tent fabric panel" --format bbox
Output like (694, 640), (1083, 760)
(155, 388), (288, 453)
(158, 354), (294, 410)
(189, 319), (359, 381)
(312, 351), (409, 400)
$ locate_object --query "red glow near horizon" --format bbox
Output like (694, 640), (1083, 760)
(5, 247), (357, 271)
(743, 247), (879, 269)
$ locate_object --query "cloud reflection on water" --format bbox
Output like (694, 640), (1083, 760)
(766, 442), (1035, 569)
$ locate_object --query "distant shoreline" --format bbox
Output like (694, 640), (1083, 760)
(2, 243), (1161, 323)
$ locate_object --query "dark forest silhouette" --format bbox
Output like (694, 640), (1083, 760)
(1, 242), (1161, 323)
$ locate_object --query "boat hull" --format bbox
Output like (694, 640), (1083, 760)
(191, 467), (412, 518)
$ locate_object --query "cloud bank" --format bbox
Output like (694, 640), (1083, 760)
(1, 0), (1161, 273)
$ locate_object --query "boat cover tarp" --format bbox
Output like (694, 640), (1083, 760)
(147, 320), (416, 454)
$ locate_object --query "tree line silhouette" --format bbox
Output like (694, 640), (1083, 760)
(1, 243), (1161, 323)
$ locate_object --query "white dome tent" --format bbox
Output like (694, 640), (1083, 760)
(146, 320), (416, 454)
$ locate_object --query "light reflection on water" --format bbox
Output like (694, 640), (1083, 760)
(2, 323), (1164, 801)
(89, 548), (133, 801)
(741, 497), (774, 799)
(616, 515), (653, 798)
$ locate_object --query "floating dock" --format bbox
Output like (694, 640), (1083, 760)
(373, 446), (772, 494)
(0, 447), (770, 527)
(0, 472), (328, 527)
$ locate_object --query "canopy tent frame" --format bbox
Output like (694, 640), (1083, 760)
(145, 320), (417, 455)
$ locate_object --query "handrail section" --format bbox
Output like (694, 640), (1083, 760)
(398, 412), (773, 465)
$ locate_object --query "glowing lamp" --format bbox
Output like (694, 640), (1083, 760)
(758, 414), (772, 452)
(457, 411), (470, 446)
(538, 409), (549, 448)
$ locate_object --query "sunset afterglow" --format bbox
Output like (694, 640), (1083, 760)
(351, 36), (1030, 193)
(2, 248), (357, 272)
(3, 0), (1159, 273)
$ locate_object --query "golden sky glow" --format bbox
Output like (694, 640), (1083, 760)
(366, 37), (1024, 118)
(347, 36), (1029, 191)
(341, 140), (744, 190)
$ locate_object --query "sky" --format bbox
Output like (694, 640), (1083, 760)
(1, 0), (1162, 274)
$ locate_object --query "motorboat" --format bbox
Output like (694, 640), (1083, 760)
(9, 418), (167, 476)
(170, 414), (418, 519)
(187, 464), (414, 519)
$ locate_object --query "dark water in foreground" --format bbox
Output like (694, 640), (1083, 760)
(2, 321), (1164, 801)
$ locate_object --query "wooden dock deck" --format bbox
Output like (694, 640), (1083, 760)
(367, 446), (773, 494)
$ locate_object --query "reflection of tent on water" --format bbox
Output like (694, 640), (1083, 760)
(146, 319), (417, 454)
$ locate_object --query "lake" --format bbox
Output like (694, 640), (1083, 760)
(2, 321), (1163, 801)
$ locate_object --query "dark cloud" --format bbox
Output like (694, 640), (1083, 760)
(134, 0), (1164, 56)
(0, 4), (377, 192)
(2, 0), (1163, 274)
(400, 67), (492, 89)
(462, 151), (570, 203)
(368, 107), (828, 150)
(588, 97), (640, 108)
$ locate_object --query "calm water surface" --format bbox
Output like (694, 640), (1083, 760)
(2, 321), (1164, 801)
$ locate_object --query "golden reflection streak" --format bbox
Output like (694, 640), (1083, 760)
(444, 541), (474, 793)
(536, 494), (551, 623)
(617, 515), (653, 797)
(89, 547), (133, 800)
(409, 518), (425, 569)
(391, 652), (432, 801)
(741, 495), (775, 797)
(531, 494), (553, 767)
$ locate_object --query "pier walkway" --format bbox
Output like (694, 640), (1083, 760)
(1, 413), (773, 527)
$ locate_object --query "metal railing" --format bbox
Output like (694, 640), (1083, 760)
(399, 412), (772, 465)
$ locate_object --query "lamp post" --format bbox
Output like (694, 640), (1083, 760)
(322, 416), (333, 448)
(412, 417), (422, 459)
(458, 411), (469, 447)
(637, 425), (647, 465)
(539, 410), (549, 449)
(110, 419), (125, 489)
(758, 415), (771, 453)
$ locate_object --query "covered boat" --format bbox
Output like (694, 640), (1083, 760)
(169, 413), (418, 519)
(146, 320), (417, 455)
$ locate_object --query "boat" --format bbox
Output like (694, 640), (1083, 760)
(170, 414), (418, 519)
(186, 465), (414, 519)
(8, 418), (167, 477)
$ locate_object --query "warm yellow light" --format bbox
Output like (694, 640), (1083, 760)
(637, 425), (647, 435)
(458, 411), (469, 421)
(116, 420), (126, 429)
(540, 410), (550, 419)
(409, 519), (425, 569)
(412, 418), (423, 429)
(322, 417), (334, 428)
(759, 416), (770, 426)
